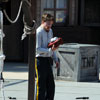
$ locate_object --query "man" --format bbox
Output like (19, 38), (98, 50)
(35, 13), (59, 100)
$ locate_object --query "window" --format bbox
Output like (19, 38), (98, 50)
(43, 0), (68, 26)
(80, 0), (100, 26)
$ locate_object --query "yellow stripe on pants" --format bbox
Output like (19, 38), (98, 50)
(35, 58), (39, 100)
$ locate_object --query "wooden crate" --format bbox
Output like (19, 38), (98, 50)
(55, 43), (100, 82)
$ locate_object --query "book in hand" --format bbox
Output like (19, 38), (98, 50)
(48, 37), (63, 48)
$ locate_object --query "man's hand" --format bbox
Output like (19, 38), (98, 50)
(51, 45), (59, 51)
(55, 61), (59, 68)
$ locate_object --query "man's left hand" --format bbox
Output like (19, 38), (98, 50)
(56, 61), (59, 68)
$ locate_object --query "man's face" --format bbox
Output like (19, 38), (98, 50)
(43, 21), (53, 32)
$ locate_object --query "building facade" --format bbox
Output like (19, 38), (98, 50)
(3, 0), (100, 62)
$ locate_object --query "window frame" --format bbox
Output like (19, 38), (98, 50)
(43, 0), (68, 26)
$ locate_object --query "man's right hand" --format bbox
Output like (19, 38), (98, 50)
(51, 45), (59, 51)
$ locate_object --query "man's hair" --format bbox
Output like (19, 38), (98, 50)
(42, 13), (54, 22)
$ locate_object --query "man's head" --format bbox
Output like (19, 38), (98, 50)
(41, 13), (54, 32)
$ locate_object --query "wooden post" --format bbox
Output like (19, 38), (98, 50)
(27, 0), (36, 100)
(22, 0), (36, 99)
(28, 33), (36, 100)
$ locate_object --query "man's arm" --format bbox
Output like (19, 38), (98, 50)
(36, 31), (52, 55)
(52, 51), (59, 68)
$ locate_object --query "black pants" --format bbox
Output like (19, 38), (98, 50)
(35, 57), (55, 100)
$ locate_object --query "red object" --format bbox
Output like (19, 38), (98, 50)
(48, 38), (63, 48)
